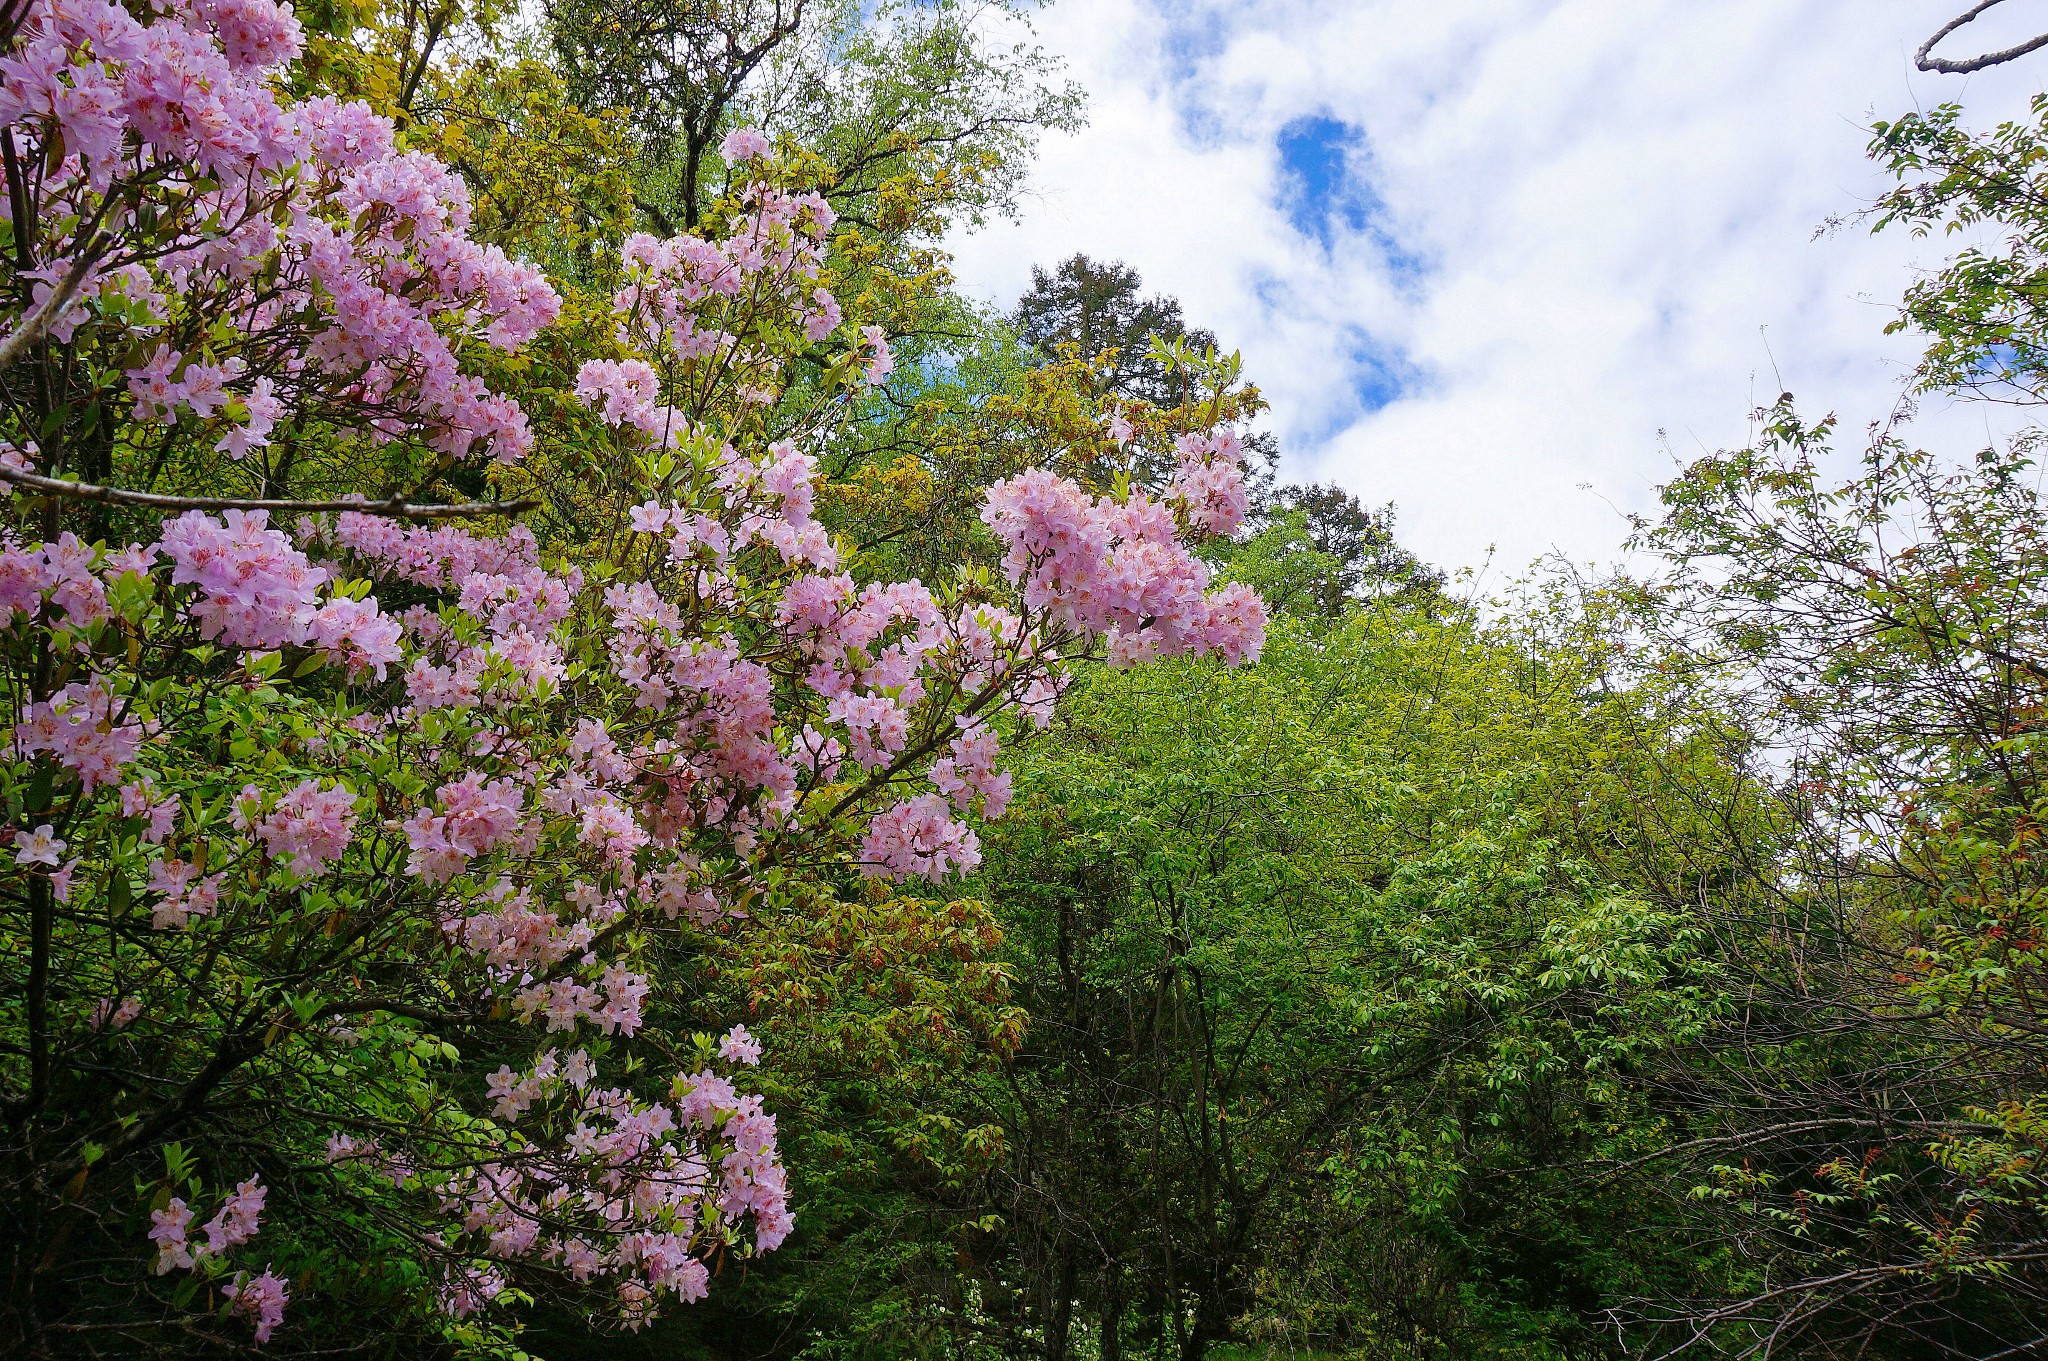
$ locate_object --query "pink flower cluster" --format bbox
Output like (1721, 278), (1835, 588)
(0, 0), (559, 464)
(1168, 429), (1251, 537)
(721, 126), (772, 162)
(860, 793), (981, 881)
(575, 359), (671, 438)
(149, 1177), (267, 1274)
(507, 959), (650, 1036)
(0, 0), (302, 191)
(90, 995), (142, 1031)
(457, 881), (596, 980)
(126, 348), (281, 460)
(141, 1161), (283, 1345)
(803, 287), (842, 342)
(226, 1269), (291, 1343)
(404, 773), (531, 883)
(324, 516), (578, 632)
(719, 1025), (762, 1066)
(597, 582), (792, 825)
(341, 1048), (790, 1325)
(858, 324), (894, 385)
(158, 510), (322, 648)
(148, 857), (225, 930)
(589, 176), (836, 403)
(0, 533), (114, 635)
(121, 778), (180, 842)
(930, 723), (1012, 818)
(448, 882), (651, 1039)
(308, 514), (577, 709)
(12, 823), (78, 900)
(981, 467), (1267, 667)
(157, 510), (402, 672)
(11, 676), (146, 791)
(236, 779), (357, 877)
(644, 863), (727, 926)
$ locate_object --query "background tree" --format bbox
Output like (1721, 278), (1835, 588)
(946, 600), (1743, 1361)
(1012, 255), (1218, 409)
(1221, 483), (1444, 619)
(545, 0), (1081, 237)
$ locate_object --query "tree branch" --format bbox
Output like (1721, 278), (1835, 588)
(0, 468), (537, 519)
(0, 249), (100, 371)
(1916, 0), (2048, 74)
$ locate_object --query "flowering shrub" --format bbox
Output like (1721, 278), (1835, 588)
(0, 0), (1263, 1351)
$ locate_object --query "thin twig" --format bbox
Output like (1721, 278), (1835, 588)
(0, 467), (536, 519)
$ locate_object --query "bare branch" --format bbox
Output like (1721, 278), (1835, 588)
(1916, 0), (2048, 74)
(0, 467), (537, 519)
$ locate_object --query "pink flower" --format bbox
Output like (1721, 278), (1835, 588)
(1168, 430), (1250, 537)
(719, 1025), (762, 1067)
(156, 510), (329, 650)
(224, 1268), (289, 1342)
(11, 677), (145, 791)
(859, 324), (894, 385)
(930, 725), (1011, 818)
(859, 794), (980, 881)
(487, 1064), (540, 1121)
(628, 501), (672, 535)
(91, 995), (141, 1031)
(575, 358), (663, 434)
(201, 1177), (266, 1254)
(148, 858), (223, 930)
(127, 345), (184, 422)
(249, 780), (356, 877)
(721, 126), (772, 162)
(303, 596), (403, 678)
(802, 287), (841, 342)
(293, 95), (394, 167)
(190, 0), (304, 70)
(150, 1199), (195, 1274)
(403, 774), (527, 882)
(13, 824), (63, 866)
(979, 455), (1267, 665)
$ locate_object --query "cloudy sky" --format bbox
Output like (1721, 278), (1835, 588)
(943, 0), (2048, 577)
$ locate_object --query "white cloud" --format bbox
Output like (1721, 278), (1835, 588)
(945, 0), (2048, 575)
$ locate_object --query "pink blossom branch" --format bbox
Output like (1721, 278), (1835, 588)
(0, 467), (537, 519)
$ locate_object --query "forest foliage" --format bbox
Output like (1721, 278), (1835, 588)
(3, 1), (2048, 1359)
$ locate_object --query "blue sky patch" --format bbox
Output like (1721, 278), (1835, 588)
(1277, 115), (1370, 245)
(1349, 341), (1416, 414)
(1275, 116), (1428, 285)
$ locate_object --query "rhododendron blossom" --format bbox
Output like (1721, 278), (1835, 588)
(13, 824), (62, 866)
(720, 1025), (763, 1066)
(90, 995), (141, 1031)
(240, 780), (358, 877)
(226, 1269), (291, 1343)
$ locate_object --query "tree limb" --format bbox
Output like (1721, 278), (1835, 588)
(0, 250), (100, 371)
(1916, 0), (2048, 74)
(0, 468), (537, 519)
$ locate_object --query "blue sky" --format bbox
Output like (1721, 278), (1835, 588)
(947, 0), (2048, 576)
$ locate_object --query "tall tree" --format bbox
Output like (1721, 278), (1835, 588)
(1013, 255), (1217, 408)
